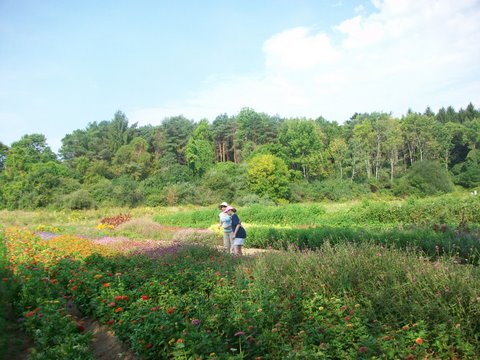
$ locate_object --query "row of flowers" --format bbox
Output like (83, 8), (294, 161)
(4, 226), (475, 359)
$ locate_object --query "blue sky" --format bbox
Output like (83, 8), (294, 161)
(1, 0), (479, 152)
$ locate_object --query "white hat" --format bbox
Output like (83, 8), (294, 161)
(219, 202), (229, 207)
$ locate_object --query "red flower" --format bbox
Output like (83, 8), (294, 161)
(108, 302), (116, 307)
(114, 307), (123, 313)
(141, 295), (149, 300)
(145, 343), (153, 349)
(166, 307), (176, 315)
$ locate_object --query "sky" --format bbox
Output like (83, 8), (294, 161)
(1, 0), (480, 153)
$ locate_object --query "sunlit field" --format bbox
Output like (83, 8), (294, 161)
(1, 194), (479, 359)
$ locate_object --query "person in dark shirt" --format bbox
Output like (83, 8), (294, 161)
(226, 206), (246, 256)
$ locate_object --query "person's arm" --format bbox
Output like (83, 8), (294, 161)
(233, 215), (241, 236)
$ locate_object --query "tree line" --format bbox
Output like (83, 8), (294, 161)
(0, 103), (479, 209)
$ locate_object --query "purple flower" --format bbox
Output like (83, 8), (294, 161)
(191, 319), (201, 325)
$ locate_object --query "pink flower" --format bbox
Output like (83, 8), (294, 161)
(234, 331), (245, 336)
(191, 319), (201, 325)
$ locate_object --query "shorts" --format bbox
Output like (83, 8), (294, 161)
(233, 238), (245, 246)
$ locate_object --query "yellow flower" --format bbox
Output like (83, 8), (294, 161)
(318, 306), (324, 311)
(168, 338), (175, 345)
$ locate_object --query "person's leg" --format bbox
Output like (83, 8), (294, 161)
(229, 232), (234, 253)
(223, 232), (231, 252)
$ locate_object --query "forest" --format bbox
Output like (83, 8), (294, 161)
(0, 103), (479, 210)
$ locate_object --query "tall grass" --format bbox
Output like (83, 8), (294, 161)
(151, 194), (480, 229)
(249, 242), (480, 354)
(246, 225), (480, 264)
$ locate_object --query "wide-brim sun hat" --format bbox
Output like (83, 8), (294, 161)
(219, 202), (229, 207)
(223, 206), (235, 213)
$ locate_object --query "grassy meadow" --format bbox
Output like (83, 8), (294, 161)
(1, 194), (479, 359)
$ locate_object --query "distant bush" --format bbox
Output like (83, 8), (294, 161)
(341, 195), (480, 226)
(309, 179), (370, 201)
(394, 161), (454, 197)
(452, 157), (480, 188)
(235, 194), (276, 207)
(62, 189), (96, 210)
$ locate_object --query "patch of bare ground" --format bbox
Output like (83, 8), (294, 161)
(2, 302), (34, 360)
(67, 301), (138, 360)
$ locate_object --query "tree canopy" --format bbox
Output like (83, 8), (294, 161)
(1, 103), (479, 209)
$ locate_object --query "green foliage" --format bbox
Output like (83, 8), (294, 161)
(112, 137), (152, 180)
(0, 230), (21, 360)
(452, 149), (480, 188)
(160, 115), (195, 165)
(200, 162), (239, 203)
(106, 175), (143, 207)
(61, 189), (96, 210)
(3, 105), (480, 209)
(141, 166), (194, 206)
(309, 179), (370, 201)
(394, 161), (454, 196)
(185, 120), (215, 176)
(247, 154), (290, 201)
(246, 225), (480, 264)
(6, 229), (479, 358)
(278, 119), (326, 179)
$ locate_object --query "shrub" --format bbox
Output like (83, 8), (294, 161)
(394, 161), (454, 197)
(62, 189), (96, 210)
(309, 179), (370, 201)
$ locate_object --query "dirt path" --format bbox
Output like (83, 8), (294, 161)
(67, 301), (138, 360)
(32, 227), (273, 359)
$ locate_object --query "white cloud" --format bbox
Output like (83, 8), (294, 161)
(131, 0), (480, 125)
(262, 27), (341, 71)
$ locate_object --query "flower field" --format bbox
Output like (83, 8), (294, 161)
(1, 219), (480, 359)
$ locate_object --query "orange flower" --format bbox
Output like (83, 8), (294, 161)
(176, 338), (184, 343)
(103, 282), (111, 288)
(415, 337), (424, 345)
(114, 307), (123, 313)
